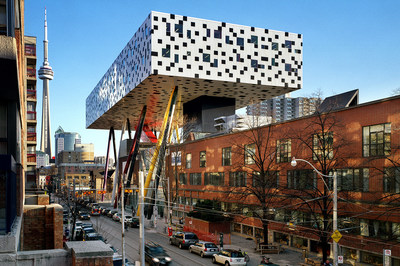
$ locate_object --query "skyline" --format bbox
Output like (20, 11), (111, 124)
(24, 0), (400, 157)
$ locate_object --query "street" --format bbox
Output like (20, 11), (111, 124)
(91, 215), (216, 266)
(89, 214), (269, 266)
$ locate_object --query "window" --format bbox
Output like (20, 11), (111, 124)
(272, 42), (279, 51)
(331, 168), (369, 192)
(285, 40), (292, 48)
(179, 173), (187, 185)
(186, 153), (192, 169)
(203, 53), (210, 62)
(206, 29), (210, 37)
(237, 37), (244, 46)
(251, 60), (258, 68)
(236, 54), (241, 62)
(187, 30), (191, 38)
(225, 36), (230, 44)
(363, 123), (391, 157)
(251, 35), (258, 45)
(285, 64), (292, 72)
(162, 47), (170, 58)
(229, 172), (246, 187)
(175, 24), (183, 34)
(214, 29), (222, 39)
(199, 151), (206, 167)
(287, 170), (316, 190)
(252, 171), (279, 188)
(277, 139), (291, 163)
(213, 59), (218, 67)
(204, 172), (224, 186)
(174, 54), (179, 63)
(190, 173), (202, 185)
(383, 167), (400, 193)
(313, 132), (333, 160)
(222, 147), (232, 166)
(166, 23), (171, 33)
(245, 143), (255, 165)
(171, 151), (181, 166)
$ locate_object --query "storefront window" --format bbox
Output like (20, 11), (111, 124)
(242, 225), (253, 236)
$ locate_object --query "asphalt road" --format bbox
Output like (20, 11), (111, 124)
(90, 215), (217, 266)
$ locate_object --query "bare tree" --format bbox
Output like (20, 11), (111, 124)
(227, 115), (282, 245)
(284, 98), (351, 262)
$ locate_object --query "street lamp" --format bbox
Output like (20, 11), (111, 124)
(291, 157), (338, 266)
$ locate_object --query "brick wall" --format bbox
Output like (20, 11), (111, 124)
(22, 204), (63, 251)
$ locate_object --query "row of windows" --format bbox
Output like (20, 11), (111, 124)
(178, 123), (392, 169)
(165, 22), (296, 50)
(175, 198), (400, 241)
(177, 168), (373, 192)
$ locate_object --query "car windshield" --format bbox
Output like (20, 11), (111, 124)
(85, 228), (95, 233)
(149, 247), (165, 254)
(230, 251), (244, 258)
(205, 243), (218, 248)
(185, 234), (198, 240)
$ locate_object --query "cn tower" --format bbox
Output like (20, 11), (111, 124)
(38, 8), (54, 158)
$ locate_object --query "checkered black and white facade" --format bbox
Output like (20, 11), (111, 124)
(86, 11), (303, 129)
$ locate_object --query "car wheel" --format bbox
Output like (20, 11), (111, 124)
(212, 257), (216, 264)
(224, 262), (230, 266)
(179, 243), (183, 249)
(169, 239), (172, 245)
(200, 252), (204, 258)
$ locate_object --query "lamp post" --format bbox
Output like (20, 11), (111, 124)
(291, 157), (338, 266)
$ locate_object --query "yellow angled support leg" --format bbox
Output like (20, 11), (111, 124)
(137, 86), (178, 216)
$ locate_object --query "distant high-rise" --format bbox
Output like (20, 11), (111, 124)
(38, 8), (54, 158)
(54, 126), (81, 164)
(246, 94), (320, 122)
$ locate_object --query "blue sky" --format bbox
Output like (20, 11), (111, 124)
(24, 0), (400, 157)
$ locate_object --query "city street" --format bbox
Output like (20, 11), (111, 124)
(90, 215), (273, 266)
(91, 215), (215, 266)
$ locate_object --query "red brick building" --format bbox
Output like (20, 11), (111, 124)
(166, 94), (400, 265)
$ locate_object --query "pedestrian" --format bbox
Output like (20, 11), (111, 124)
(323, 260), (332, 266)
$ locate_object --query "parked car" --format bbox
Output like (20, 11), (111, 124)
(113, 212), (121, 222)
(128, 217), (139, 228)
(102, 208), (111, 215)
(91, 206), (101, 216)
(212, 249), (247, 266)
(84, 232), (106, 242)
(79, 212), (91, 220)
(80, 227), (96, 241)
(108, 210), (118, 218)
(189, 241), (219, 257)
(120, 215), (133, 224)
(169, 232), (199, 249)
(145, 242), (172, 265)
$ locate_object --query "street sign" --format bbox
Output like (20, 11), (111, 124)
(331, 230), (342, 243)
(338, 256), (343, 264)
(384, 249), (391, 256)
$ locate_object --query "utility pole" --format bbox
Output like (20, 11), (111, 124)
(139, 160), (145, 266)
(121, 173), (126, 266)
(333, 172), (338, 266)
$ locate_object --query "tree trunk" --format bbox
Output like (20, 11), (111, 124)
(262, 207), (269, 245)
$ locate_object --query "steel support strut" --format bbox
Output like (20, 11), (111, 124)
(137, 86), (178, 216)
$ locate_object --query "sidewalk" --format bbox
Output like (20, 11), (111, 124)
(143, 216), (305, 266)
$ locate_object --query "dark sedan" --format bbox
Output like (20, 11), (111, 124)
(145, 242), (172, 266)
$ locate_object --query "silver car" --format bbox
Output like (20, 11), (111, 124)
(189, 241), (219, 257)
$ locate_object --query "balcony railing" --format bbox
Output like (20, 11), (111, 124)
(27, 89), (36, 100)
(27, 66), (36, 78)
(27, 154), (37, 163)
(25, 44), (36, 56)
(27, 132), (36, 142)
(27, 111), (36, 121)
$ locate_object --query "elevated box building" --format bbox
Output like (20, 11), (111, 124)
(86, 11), (303, 131)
